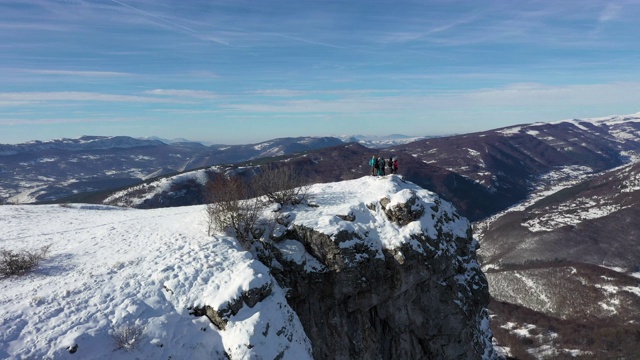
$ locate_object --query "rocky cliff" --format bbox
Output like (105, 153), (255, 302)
(252, 176), (496, 359)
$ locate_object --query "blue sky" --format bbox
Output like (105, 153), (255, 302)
(1, 0), (640, 144)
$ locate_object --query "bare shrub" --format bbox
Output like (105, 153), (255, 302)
(112, 323), (145, 351)
(205, 175), (264, 248)
(0, 244), (51, 276)
(204, 166), (308, 247)
(254, 165), (308, 206)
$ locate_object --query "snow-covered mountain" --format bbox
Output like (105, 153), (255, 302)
(0, 136), (166, 154)
(336, 134), (430, 148)
(0, 136), (345, 204)
(0, 176), (495, 359)
(466, 115), (640, 358)
(397, 114), (640, 219)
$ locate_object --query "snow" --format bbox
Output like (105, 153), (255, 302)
(523, 197), (627, 232)
(104, 169), (210, 207)
(622, 286), (640, 297)
(496, 126), (522, 136)
(475, 165), (597, 244)
(257, 146), (285, 157)
(288, 175), (469, 257)
(253, 141), (273, 151)
(0, 204), (311, 359)
(1, 175), (475, 359)
(273, 240), (326, 272)
(465, 148), (481, 157)
(6, 185), (47, 205)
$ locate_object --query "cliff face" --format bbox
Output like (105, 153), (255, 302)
(260, 176), (495, 359)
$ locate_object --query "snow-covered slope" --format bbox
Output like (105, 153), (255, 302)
(0, 204), (311, 359)
(0, 176), (494, 359)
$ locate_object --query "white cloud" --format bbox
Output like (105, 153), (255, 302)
(599, 3), (622, 22)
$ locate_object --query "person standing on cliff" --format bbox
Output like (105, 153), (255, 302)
(377, 156), (385, 176)
(369, 155), (378, 176)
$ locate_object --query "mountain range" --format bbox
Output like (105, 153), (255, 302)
(0, 134), (426, 205)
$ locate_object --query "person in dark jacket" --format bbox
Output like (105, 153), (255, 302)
(377, 157), (385, 176)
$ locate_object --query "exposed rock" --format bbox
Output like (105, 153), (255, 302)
(263, 177), (495, 359)
(336, 212), (356, 222)
(67, 344), (78, 354)
(380, 192), (425, 225)
(191, 281), (273, 330)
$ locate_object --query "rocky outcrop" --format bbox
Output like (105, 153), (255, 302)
(261, 177), (495, 359)
(190, 281), (273, 330)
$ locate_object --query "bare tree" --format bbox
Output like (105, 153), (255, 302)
(204, 166), (308, 248)
(205, 175), (264, 248)
(254, 165), (308, 206)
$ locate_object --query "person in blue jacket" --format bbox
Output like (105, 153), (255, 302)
(369, 155), (378, 176)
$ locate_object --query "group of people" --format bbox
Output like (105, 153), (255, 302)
(369, 155), (398, 176)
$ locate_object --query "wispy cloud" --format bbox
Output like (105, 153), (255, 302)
(465, 82), (640, 107)
(20, 69), (130, 77)
(108, 0), (231, 46)
(599, 3), (622, 22)
(224, 82), (640, 115)
(143, 89), (218, 99)
(266, 33), (344, 49)
(251, 89), (309, 97)
(0, 92), (176, 104)
(0, 22), (68, 31)
(0, 116), (149, 126)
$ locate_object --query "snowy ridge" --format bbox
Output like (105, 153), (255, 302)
(0, 136), (165, 154)
(104, 168), (211, 207)
(335, 134), (430, 148)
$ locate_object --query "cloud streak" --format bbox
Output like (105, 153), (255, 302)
(143, 89), (218, 99)
(20, 69), (131, 77)
(225, 82), (640, 116)
(0, 92), (177, 104)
